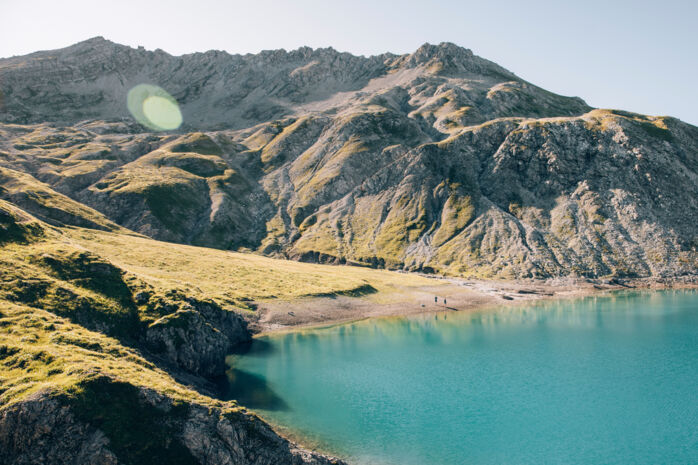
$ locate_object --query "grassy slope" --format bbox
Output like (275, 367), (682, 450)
(0, 166), (124, 232)
(62, 228), (441, 307)
(0, 300), (267, 465)
(0, 301), (225, 410)
(1, 198), (443, 401)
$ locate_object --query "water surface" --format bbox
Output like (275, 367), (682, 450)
(224, 291), (698, 464)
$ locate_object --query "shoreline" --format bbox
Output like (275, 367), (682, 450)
(236, 275), (698, 464)
(250, 275), (698, 336)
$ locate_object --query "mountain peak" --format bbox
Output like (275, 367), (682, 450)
(407, 42), (474, 66)
(81, 36), (109, 44)
(400, 42), (513, 79)
(62, 36), (132, 55)
(416, 42), (473, 57)
(71, 36), (119, 49)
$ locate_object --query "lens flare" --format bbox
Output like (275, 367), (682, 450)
(127, 84), (182, 131)
(142, 95), (182, 130)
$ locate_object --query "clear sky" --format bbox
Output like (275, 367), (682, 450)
(3, 0), (697, 125)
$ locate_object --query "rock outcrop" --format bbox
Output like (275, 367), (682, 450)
(0, 386), (342, 465)
(144, 297), (250, 378)
(0, 393), (119, 465)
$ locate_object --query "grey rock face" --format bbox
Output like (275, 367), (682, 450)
(0, 37), (588, 130)
(182, 402), (342, 465)
(0, 37), (389, 130)
(145, 298), (251, 378)
(0, 394), (118, 465)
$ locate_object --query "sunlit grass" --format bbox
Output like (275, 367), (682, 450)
(62, 228), (441, 307)
(0, 302), (226, 409)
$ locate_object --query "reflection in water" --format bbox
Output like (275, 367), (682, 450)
(227, 338), (276, 356)
(220, 368), (288, 411)
(221, 338), (288, 410)
(226, 290), (698, 465)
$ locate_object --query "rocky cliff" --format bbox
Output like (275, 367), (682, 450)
(0, 381), (340, 465)
(0, 297), (342, 465)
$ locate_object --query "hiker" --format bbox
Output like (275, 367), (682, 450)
(434, 296), (438, 304)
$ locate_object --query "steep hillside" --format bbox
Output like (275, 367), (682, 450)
(0, 299), (342, 465)
(4, 198), (450, 463)
(0, 39), (696, 280)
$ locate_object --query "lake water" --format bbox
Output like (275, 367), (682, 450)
(223, 291), (698, 465)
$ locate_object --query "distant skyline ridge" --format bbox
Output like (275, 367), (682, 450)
(2, 35), (693, 126)
(3, 0), (696, 125)
(0, 37), (590, 130)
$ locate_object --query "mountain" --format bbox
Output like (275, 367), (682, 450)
(0, 38), (696, 464)
(1, 38), (696, 279)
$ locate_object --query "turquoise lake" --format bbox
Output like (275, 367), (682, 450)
(223, 291), (698, 464)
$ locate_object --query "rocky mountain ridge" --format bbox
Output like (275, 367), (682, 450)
(0, 37), (587, 130)
(1, 39), (696, 279)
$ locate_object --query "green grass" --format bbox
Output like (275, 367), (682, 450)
(63, 227), (440, 306)
(584, 109), (674, 141)
(432, 188), (475, 247)
(0, 302), (224, 408)
(0, 299), (255, 465)
(167, 132), (223, 156)
(0, 167), (122, 231)
(0, 199), (47, 244)
(0, 243), (142, 339)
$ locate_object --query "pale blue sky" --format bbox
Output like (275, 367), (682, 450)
(3, 0), (697, 125)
